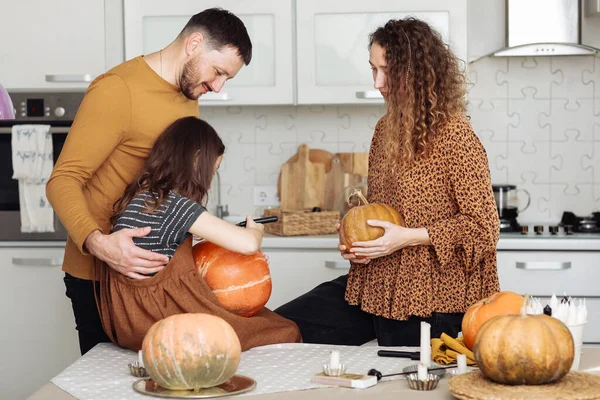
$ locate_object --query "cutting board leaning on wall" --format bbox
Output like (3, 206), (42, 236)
(278, 144), (326, 211)
(278, 144), (368, 214)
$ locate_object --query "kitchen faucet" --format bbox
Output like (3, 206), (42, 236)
(214, 170), (229, 219)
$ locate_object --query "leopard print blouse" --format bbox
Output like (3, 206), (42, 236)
(345, 114), (500, 320)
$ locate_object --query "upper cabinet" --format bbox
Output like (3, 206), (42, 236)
(0, 0), (107, 90)
(1, 0), (466, 104)
(123, 0), (294, 106)
(295, 0), (468, 105)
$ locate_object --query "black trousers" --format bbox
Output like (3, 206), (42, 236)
(64, 273), (111, 355)
(275, 275), (463, 346)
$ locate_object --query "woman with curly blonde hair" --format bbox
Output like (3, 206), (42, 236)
(276, 18), (500, 346)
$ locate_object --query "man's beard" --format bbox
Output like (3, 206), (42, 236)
(179, 58), (201, 100)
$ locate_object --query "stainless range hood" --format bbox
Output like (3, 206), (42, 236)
(490, 0), (600, 58)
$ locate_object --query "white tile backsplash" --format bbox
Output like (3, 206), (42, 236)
(204, 55), (600, 223)
(470, 55), (600, 222)
(203, 104), (383, 218)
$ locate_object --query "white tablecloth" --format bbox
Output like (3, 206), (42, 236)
(52, 341), (423, 400)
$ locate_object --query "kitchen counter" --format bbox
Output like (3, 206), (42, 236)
(261, 234), (600, 251)
(26, 347), (600, 400)
(3, 232), (599, 251)
(0, 241), (68, 247)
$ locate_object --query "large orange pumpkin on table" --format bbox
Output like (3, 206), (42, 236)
(193, 241), (272, 317)
(461, 291), (523, 350)
(338, 189), (403, 249)
(474, 294), (574, 385)
(142, 313), (241, 390)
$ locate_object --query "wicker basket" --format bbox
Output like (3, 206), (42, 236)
(263, 208), (340, 236)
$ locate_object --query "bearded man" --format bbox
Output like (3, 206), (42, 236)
(47, 8), (252, 355)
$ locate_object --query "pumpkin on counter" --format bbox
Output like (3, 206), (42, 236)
(461, 291), (524, 350)
(338, 189), (403, 249)
(473, 294), (574, 385)
(142, 313), (241, 390)
(193, 241), (271, 317)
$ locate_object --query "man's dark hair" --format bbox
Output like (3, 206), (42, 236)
(179, 8), (252, 65)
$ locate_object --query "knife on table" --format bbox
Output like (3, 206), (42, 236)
(236, 216), (279, 227)
(377, 350), (421, 360)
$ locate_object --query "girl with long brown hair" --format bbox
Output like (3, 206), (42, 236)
(96, 116), (301, 353)
(276, 18), (500, 346)
(111, 116), (264, 279)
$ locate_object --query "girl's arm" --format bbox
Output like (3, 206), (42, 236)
(188, 213), (264, 255)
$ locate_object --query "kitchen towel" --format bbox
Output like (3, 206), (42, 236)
(11, 124), (55, 232)
(431, 333), (476, 365)
(51, 341), (421, 400)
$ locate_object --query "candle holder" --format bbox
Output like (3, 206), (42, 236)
(406, 373), (441, 391)
(402, 364), (447, 378)
(449, 366), (475, 377)
(322, 363), (347, 377)
(128, 362), (149, 378)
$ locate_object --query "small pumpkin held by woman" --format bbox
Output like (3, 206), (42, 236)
(338, 189), (403, 249)
(473, 294), (575, 385)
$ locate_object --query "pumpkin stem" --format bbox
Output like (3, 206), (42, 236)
(520, 294), (530, 317)
(346, 187), (369, 208)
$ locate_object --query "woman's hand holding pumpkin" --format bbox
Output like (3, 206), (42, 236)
(336, 223), (370, 264)
(349, 220), (431, 259)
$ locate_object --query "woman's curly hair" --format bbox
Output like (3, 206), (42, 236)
(370, 18), (467, 171)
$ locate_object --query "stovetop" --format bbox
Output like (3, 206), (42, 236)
(499, 229), (600, 239)
(499, 212), (600, 239)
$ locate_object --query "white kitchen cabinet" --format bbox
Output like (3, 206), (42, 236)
(0, 0), (107, 90)
(123, 0), (294, 106)
(497, 250), (600, 343)
(263, 248), (349, 310)
(295, 0), (468, 104)
(0, 245), (80, 400)
(585, 0), (600, 16)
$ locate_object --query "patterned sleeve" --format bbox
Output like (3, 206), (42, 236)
(170, 193), (206, 245)
(426, 116), (500, 272)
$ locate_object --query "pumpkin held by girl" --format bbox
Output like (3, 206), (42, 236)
(193, 241), (272, 317)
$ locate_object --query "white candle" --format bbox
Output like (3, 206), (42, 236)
(550, 294), (558, 313)
(138, 350), (144, 368)
(420, 321), (431, 367)
(526, 302), (534, 314)
(330, 350), (340, 370)
(580, 298), (588, 324)
(555, 303), (566, 324)
(417, 363), (428, 381)
(567, 301), (578, 325)
(535, 297), (543, 314)
(457, 354), (467, 374)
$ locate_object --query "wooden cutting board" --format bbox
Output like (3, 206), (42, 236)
(277, 148), (334, 198)
(323, 153), (368, 213)
(280, 144), (326, 210)
(324, 156), (345, 213)
(337, 152), (368, 177)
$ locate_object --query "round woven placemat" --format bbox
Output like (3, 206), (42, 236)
(448, 371), (600, 400)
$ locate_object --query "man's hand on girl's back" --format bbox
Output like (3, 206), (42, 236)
(85, 228), (169, 279)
